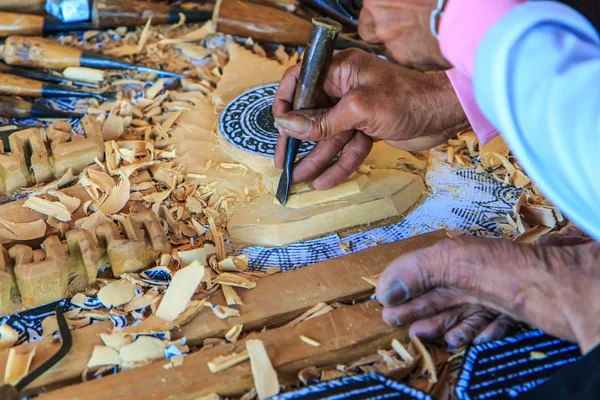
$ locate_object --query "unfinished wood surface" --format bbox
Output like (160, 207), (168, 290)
(212, 40), (294, 106)
(44, 301), (409, 400)
(228, 169), (426, 247)
(0, 231), (446, 395)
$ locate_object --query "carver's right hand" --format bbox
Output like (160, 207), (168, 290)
(273, 49), (468, 190)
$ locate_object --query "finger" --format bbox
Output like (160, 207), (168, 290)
(358, 8), (379, 43)
(381, 288), (472, 328)
(376, 236), (556, 313)
(274, 89), (368, 142)
(291, 131), (353, 184)
(406, 305), (494, 346)
(474, 315), (517, 344)
(313, 131), (373, 190)
(443, 309), (498, 349)
(273, 63), (301, 118)
(537, 234), (592, 247)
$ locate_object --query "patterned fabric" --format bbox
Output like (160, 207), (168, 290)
(271, 373), (432, 400)
(456, 330), (581, 399)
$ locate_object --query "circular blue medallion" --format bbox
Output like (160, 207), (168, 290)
(219, 84), (316, 158)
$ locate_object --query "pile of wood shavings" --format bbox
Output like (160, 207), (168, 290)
(444, 130), (569, 242)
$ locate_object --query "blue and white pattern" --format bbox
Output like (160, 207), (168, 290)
(242, 151), (521, 271)
(271, 373), (432, 400)
(456, 330), (581, 399)
(219, 84), (316, 158)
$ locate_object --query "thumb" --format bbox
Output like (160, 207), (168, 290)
(275, 89), (368, 142)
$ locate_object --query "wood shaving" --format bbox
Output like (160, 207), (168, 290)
(225, 324), (243, 343)
(287, 303), (333, 328)
(100, 333), (133, 351)
(217, 254), (248, 272)
(410, 336), (437, 384)
(246, 339), (280, 400)
(207, 350), (249, 374)
(97, 174), (130, 214)
(213, 273), (256, 289)
(177, 244), (217, 266)
(300, 335), (321, 347)
(163, 355), (185, 370)
(4, 347), (36, 385)
(119, 336), (166, 364)
(97, 280), (139, 309)
(48, 190), (81, 213)
(87, 345), (120, 368)
(207, 303), (240, 319)
(0, 217), (46, 241)
(0, 324), (19, 351)
(155, 261), (205, 322)
(24, 197), (72, 222)
(392, 339), (414, 363)
(222, 285), (243, 306)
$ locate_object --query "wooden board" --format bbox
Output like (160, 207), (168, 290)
(227, 169), (426, 247)
(0, 231), (447, 395)
(42, 302), (409, 400)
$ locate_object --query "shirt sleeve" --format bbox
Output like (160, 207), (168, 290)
(445, 69), (500, 144)
(442, 0), (600, 242)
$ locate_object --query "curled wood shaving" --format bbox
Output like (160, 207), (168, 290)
(48, 190), (81, 213)
(207, 351), (249, 374)
(392, 339), (414, 363)
(300, 335), (321, 347)
(246, 339), (280, 400)
(225, 324), (243, 343)
(4, 347), (36, 385)
(87, 169), (116, 193)
(24, 197), (72, 222)
(0, 324), (18, 351)
(217, 254), (248, 272)
(177, 244), (216, 267)
(207, 303), (240, 320)
(0, 217), (46, 241)
(213, 273), (256, 289)
(411, 336), (437, 384)
(97, 174), (130, 214)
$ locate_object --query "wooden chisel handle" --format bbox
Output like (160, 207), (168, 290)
(2, 36), (83, 70)
(0, 0), (45, 15)
(0, 11), (44, 37)
(0, 72), (44, 97)
(0, 95), (83, 119)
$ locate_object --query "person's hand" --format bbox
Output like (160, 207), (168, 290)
(273, 49), (468, 190)
(376, 236), (600, 353)
(359, 0), (451, 71)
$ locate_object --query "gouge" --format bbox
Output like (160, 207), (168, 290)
(276, 18), (342, 206)
(0, 61), (99, 88)
(0, 73), (117, 100)
(2, 36), (184, 79)
(0, 96), (84, 119)
(0, 306), (72, 400)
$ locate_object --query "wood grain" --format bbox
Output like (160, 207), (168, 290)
(0, 0), (45, 14)
(44, 302), (409, 399)
(2, 36), (82, 70)
(0, 231), (446, 395)
(0, 12), (44, 37)
(215, 0), (312, 46)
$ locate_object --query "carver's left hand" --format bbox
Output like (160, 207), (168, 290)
(359, 0), (451, 70)
(377, 235), (600, 352)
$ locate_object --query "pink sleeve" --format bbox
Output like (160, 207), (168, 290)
(439, 0), (525, 76)
(445, 69), (499, 144)
(440, 0), (524, 144)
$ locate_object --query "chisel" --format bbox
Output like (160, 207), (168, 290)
(0, 11), (93, 37)
(0, 96), (83, 119)
(0, 73), (117, 101)
(0, 61), (99, 88)
(2, 36), (184, 79)
(275, 18), (342, 206)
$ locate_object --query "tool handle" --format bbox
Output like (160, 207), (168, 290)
(0, 384), (19, 400)
(2, 36), (83, 70)
(0, 72), (44, 97)
(0, 0), (45, 15)
(292, 18), (342, 111)
(0, 11), (44, 37)
(215, 0), (312, 46)
(0, 95), (33, 118)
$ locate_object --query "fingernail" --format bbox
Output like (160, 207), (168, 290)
(383, 280), (410, 307)
(275, 115), (310, 135)
(385, 315), (402, 327)
(474, 336), (488, 345)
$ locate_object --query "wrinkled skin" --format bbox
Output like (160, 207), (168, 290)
(359, 0), (451, 71)
(273, 49), (468, 190)
(377, 230), (600, 352)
